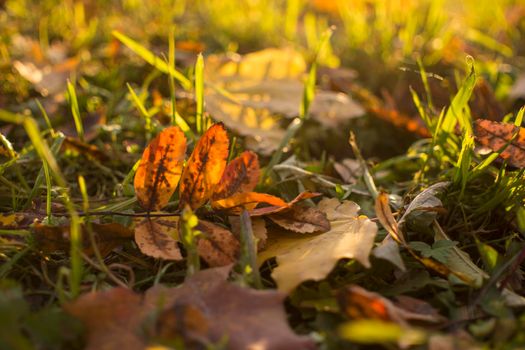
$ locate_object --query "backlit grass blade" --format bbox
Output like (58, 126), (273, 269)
(112, 30), (191, 90)
(67, 81), (84, 142)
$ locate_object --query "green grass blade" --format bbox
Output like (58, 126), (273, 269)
(112, 30), (191, 90)
(67, 81), (84, 142)
(195, 53), (205, 134)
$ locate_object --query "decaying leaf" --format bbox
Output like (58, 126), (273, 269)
(269, 205), (331, 234)
(474, 119), (525, 168)
(205, 48), (363, 155)
(64, 288), (144, 350)
(134, 217), (181, 260)
(258, 198), (377, 293)
(134, 126), (187, 211)
(249, 191), (321, 216)
(212, 150), (260, 200)
(67, 267), (315, 350)
(34, 222), (134, 257)
(196, 220), (240, 267)
(62, 136), (109, 162)
(179, 123), (229, 210)
(338, 285), (445, 326)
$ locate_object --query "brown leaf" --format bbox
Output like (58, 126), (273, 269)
(34, 222), (133, 257)
(338, 285), (445, 326)
(134, 217), (181, 260)
(62, 136), (109, 162)
(65, 288), (145, 350)
(269, 205), (330, 233)
(196, 220), (240, 267)
(145, 267), (316, 350)
(212, 151), (260, 200)
(474, 119), (525, 168)
(134, 126), (187, 211)
(179, 123), (229, 210)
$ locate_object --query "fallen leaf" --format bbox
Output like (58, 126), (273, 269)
(211, 192), (287, 212)
(474, 119), (525, 168)
(145, 267), (316, 350)
(134, 126), (187, 211)
(269, 205), (331, 234)
(212, 150), (260, 200)
(258, 198), (377, 293)
(34, 222), (134, 257)
(338, 285), (445, 326)
(62, 136), (109, 162)
(249, 191), (321, 216)
(65, 288), (145, 350)
(134, 217), (181, 260)
(308, 91), (364, 128)
(67, 267), (315, 350)
(179, 123), (229, 210)
(196, 220), (240, 267)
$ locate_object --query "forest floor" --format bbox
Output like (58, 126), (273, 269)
(1, 1), (525, 349)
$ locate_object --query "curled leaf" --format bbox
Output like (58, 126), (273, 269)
(179, 123), (229, 210)
(212, 151), (260, 200)
(134, 217), (181, 260)
(134, 126), (187, 211)
(211, 192), (287, 212)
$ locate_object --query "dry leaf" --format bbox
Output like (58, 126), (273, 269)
(179, 123), (229, 209)
(196, 220), (240, 267)
(474, 119), (525, 168)
(258, 198), (377, 293)
(65, 288), (145, 350)
(269, 205), (331, 234)
(212, 150), (260, 200)
(249, 191), (321, 216)
(62, 136), (109, 162)
(145, 267), (316, 350)
(134, 217), (181, 260)
(338, 285), (445, 326)
(134, 126), (187, 211)
(34, 222), (133, 257)
(211, 192), (287, 212)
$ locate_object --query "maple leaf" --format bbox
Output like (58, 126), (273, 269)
(134, 126), (187, 212)
(258, 198), (377, 293)
(474, 119), (525, 168)
(179, 123), (230, 210)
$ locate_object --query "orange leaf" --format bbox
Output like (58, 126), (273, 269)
(212, 192), (287, 212)
(179, 123), (229, 210)
(134, 126), (187, 211)
(249, 191), (321, 216)
(212, 151), (260, 200)
(212, 191), (321, 216)
(474, 119), (525, 168)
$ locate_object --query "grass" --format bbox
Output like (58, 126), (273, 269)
(1, 0), (525, 348)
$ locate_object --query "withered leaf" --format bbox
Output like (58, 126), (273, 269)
(269, 205), (330, 234)
(196, 220), (240, 267)
(258, 198), (377, 293)
(145, 267), (316, 350)
(212, 151), (260, 200)
(249, 191), (321, 216)
(62, 136), (109, 162)
(34, 222), (133, 257)
(134, 217), (181, 260)
(211, 192), (287, 212)
(179, 123), (229, 210)
(474, 119), (525, 168)
(65, 288), (145, 350)
(134, 126), (187, 211)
